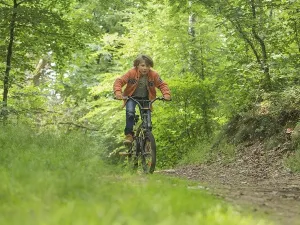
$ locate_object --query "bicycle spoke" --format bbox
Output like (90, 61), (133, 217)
(141, 132), (156, 174)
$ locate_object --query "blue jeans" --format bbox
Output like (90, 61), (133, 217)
(125, 99), (137, 135)
(124, 99), (151, 135)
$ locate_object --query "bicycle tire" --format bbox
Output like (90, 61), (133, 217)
(141, 131), (156, 174)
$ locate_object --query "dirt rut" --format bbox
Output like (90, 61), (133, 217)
(162, 142), (300, 225)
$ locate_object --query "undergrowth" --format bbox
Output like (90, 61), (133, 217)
(179, 92), (300, 172)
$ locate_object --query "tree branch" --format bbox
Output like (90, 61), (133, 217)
(16, 0), (29, 6)
(45, 122), (99, 131)
(232, 19), (261, 65)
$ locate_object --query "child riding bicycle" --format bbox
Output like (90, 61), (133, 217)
(113, 54), (171, 144)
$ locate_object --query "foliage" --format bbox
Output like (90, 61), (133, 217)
(0, 0), (132, 123)
(1, 0), (300, 169)
(0, 0), (96, 122)
(153, 75), (218, 167)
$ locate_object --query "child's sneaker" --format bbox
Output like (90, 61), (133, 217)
(123, 134), (133, 145)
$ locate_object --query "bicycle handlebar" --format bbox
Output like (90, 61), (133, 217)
(115, 96), (171, 102)
(127, 96), (170, 108)
(114, 96), (171, 108)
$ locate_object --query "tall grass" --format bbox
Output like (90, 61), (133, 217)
(0, 126), (273, 225)
(178, 140), (236, 166)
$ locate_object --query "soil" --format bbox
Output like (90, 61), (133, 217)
(161, 142), (300, 225)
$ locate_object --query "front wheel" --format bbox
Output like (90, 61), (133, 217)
(141, 131), (156, 173)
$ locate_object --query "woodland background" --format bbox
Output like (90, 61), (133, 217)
(1, 0), (300, 169)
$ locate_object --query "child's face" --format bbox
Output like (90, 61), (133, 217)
(137, 60), (150, 75)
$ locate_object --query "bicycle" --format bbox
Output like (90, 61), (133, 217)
(119, 96), (168, 174)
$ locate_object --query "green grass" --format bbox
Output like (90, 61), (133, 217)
(178, 141), (213, 165)
(179, 140), (236, 166)
(284, 147), (300, 172)
(0, 126), (273, 225)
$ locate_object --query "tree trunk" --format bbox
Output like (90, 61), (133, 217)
(188, 1), (212, 137)
(2, 0), (17, 122)
(294, 20), (300, 53)
(250, 0), (271, 90)
(33, 57), (48, 86)
(188, 0), (196, 72)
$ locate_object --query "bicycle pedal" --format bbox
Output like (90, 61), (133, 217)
(119, 152), (130, 156)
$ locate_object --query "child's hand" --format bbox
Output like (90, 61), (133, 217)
(115, 93), (123, 100)
(163, 95), (171, 101)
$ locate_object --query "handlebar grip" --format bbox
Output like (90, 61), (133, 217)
(162, 97), (171, 101)
(114, 96), (128, 100)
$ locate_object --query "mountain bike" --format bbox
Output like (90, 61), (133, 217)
(120, 96), (168, 174)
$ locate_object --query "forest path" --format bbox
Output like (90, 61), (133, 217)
(160, 142), (300, 225)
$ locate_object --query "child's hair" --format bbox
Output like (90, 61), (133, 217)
(133, 54), (154, 67)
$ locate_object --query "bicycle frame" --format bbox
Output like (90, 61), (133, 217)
(127, 97), (163, 131)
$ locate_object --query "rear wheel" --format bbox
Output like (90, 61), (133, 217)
(141, 131), (156, 174)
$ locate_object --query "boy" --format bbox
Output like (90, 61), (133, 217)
(113, 54), (171, 144)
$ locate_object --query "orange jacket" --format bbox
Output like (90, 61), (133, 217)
(113, 68), (171, 105)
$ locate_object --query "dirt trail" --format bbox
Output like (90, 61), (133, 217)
(162, 142), (300, 225)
